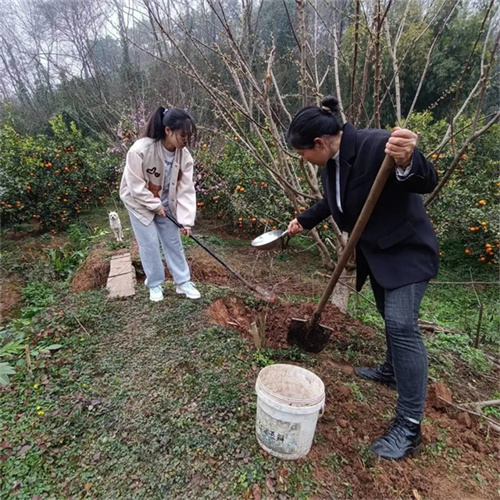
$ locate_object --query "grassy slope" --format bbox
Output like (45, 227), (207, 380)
(1, 208), (499, 499)
(1, 284), (322, 499)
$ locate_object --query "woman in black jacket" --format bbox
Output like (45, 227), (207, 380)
(286, 96), (439, 460)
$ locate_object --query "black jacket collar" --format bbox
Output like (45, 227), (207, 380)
(338, 122), (357, 208)
(339, 122), (357, 164)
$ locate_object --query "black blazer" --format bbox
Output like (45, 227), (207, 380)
(297, 123), (439, 291)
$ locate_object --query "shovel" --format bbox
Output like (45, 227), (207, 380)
(287, 154), (395, 353)
(164, 212), (277, 302)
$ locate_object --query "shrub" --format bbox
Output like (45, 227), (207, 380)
(0, 116), (121, 231)
(409, 113), (499, 270)
(194, 136), (295, 233)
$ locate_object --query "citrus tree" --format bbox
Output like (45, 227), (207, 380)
(0, 116), (121, 232)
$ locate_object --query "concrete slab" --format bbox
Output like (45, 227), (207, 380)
(106, 273), (135, 298)
(107, 252), (136, 298)
(109, 257), (133, 277)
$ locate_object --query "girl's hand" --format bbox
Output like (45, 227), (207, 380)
(156, 205), (166, 217)
(385, 127), (418, 168)
(287, 218), (304, 236)
(180, 227), (191, 236)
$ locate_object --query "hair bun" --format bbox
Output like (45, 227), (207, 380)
(320, 96), (340, 114)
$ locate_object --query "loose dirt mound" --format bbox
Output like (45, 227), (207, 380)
(309, 378), (499, 500)
(0, 275), (22, 322)
(183, 236), (345, 298)
(70, 248), (110, 293)
(207, 297), (375, 349)
(187, 247), (237, 286)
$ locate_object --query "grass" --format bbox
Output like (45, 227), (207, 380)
(0, 270), (319, 498)
(347, 264), (499, 353)
(1, 209), (499, 499)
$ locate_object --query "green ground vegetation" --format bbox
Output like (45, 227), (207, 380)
(1, 205), (498, 499)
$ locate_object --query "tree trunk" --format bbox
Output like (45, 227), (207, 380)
(330, 267), (356, 314)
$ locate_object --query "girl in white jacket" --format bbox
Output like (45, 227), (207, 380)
(120, 107), (200, 301)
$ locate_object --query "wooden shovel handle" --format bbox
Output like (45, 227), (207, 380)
(311, 154), (395, 322)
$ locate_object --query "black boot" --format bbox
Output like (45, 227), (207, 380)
(371, 416), (422, 460)
(354, 363), (397, 390)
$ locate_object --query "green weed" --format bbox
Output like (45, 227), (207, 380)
(483, 391), (500, 419)
(427, 333), (492, 373)
(357, 443), (376, 467)
(285, 460), (318, 498)
(22, 281), (55, 307)
(322, 451), (349, 472)
(47, 247), (87, 279)
(345, 381), (366, 402)
(252, 349), (275, 367)
(106, 240), (128, 250)
(206, 235), (225, 246)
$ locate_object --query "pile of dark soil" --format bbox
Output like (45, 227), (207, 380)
(207, 296), (375, 350)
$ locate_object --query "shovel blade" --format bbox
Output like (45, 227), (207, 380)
(287, 317), (332, 353)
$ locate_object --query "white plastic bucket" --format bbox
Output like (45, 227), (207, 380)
(255, 364), (325, 460)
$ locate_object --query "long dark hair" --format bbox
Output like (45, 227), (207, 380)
(141, 107), (197, 143)
(286, 96), (342, 149)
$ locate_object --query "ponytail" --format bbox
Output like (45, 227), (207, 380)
(286, 96), (342, 149)
(141, 107), (197, 143)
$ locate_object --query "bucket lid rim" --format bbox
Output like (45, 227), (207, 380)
(256, 364), (325, 405)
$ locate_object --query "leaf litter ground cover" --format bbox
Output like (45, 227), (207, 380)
(1, 219), (499, 499)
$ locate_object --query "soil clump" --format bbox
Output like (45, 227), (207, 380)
(70, 248), (111, 293)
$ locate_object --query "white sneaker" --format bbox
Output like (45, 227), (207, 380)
(149, 285), (164, 302)
(176, 281), (201, 299)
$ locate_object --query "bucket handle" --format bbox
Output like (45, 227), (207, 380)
(319, 403), (325, 418)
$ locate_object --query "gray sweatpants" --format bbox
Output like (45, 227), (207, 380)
(128, 210), (190, 288)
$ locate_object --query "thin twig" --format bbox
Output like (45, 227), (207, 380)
(72, 313), (91, 337)
(462, 399), (500, 409)
(437, 396), (500, 433)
